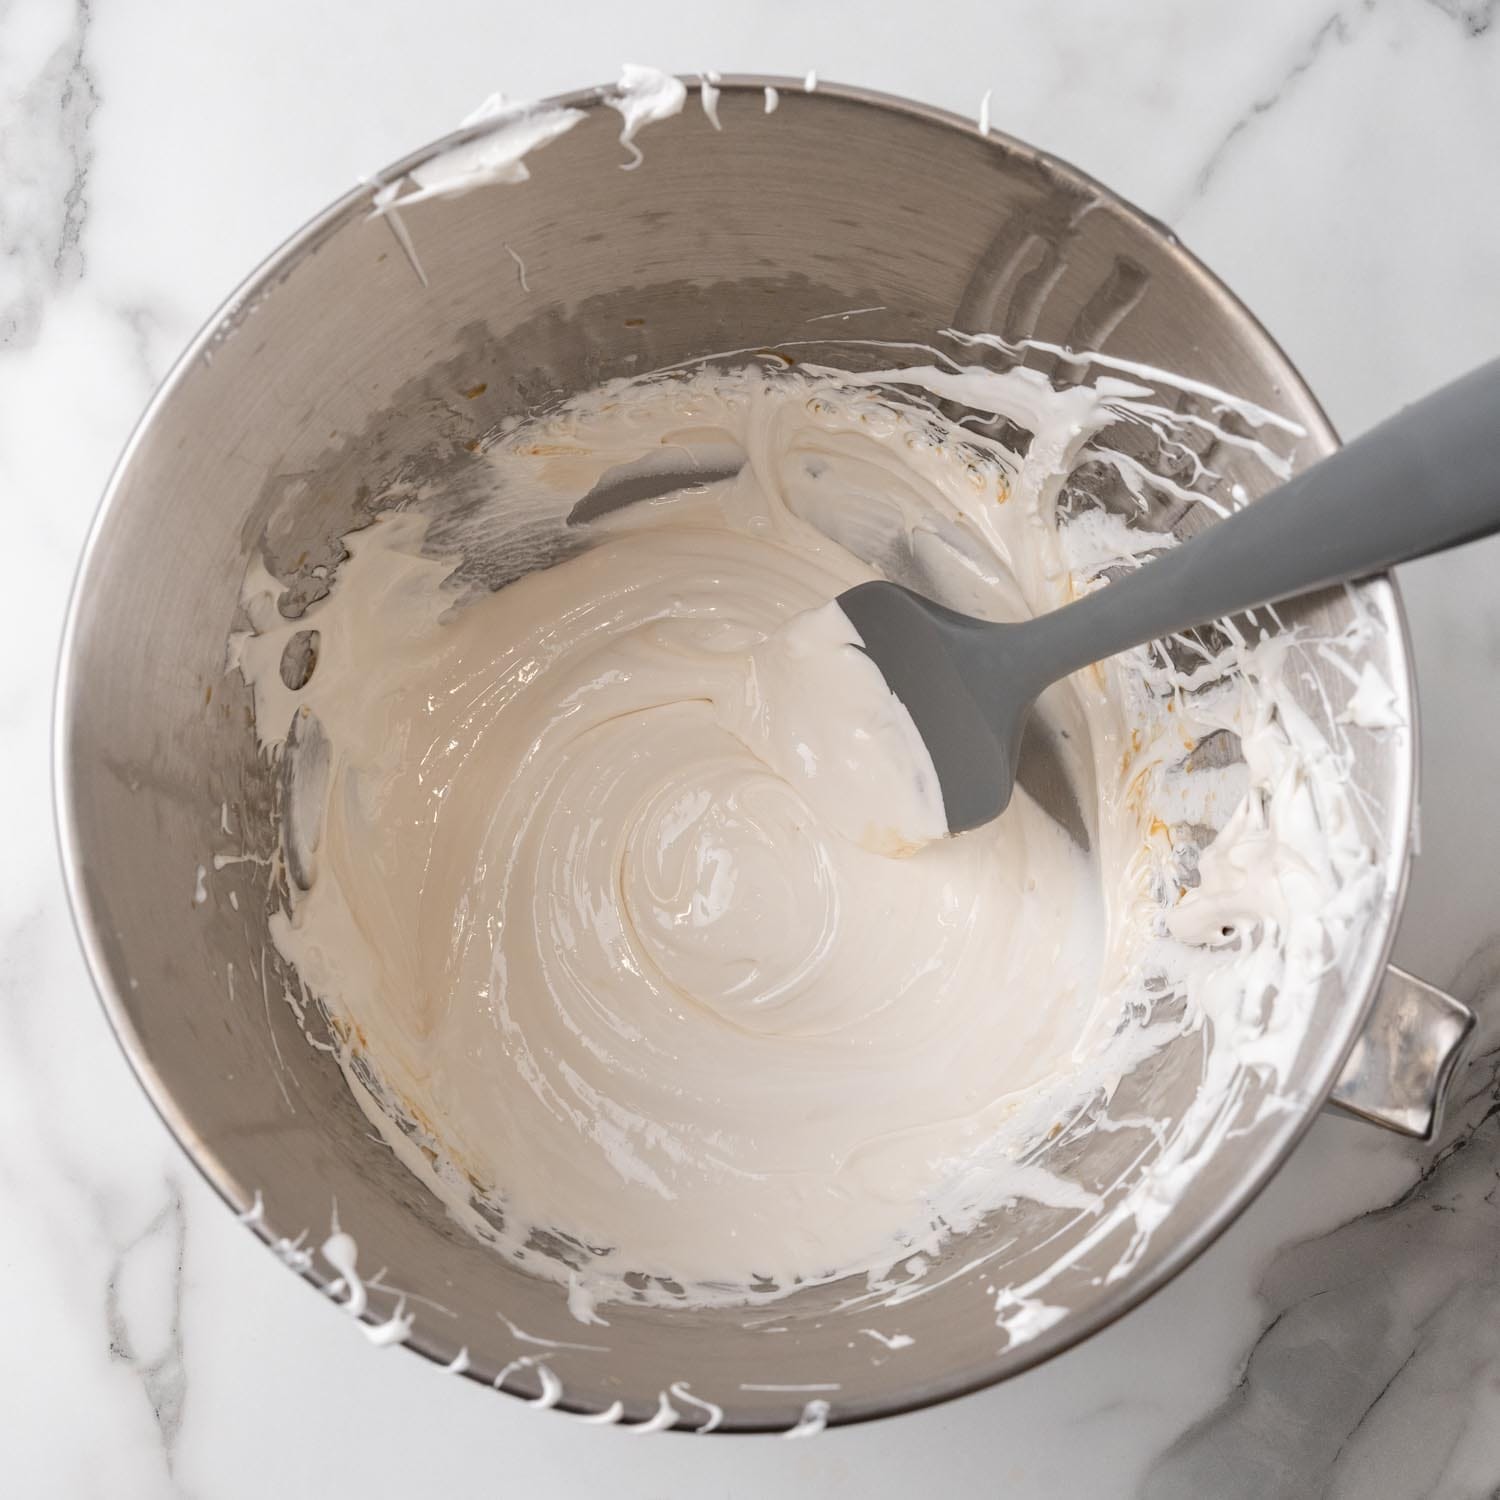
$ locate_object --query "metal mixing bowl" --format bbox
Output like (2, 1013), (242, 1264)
(55, 78), (1474, 1432)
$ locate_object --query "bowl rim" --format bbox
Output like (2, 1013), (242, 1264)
(52, 73), (1418, 1432)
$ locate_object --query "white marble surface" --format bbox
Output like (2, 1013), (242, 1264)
(6, 1), (1500, 1494)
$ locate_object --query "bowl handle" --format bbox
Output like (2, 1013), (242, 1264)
(1326, 966), (1476, 1141)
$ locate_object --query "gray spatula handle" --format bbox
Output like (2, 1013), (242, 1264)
(1015, 358), (1500, 686)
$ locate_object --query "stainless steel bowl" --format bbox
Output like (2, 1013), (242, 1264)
(55, 78), (1474, 1432)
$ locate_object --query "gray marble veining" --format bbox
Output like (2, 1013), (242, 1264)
(1177, 6), (1367, 215)
(0, 0), (97, 351)
(1145, 947), (1500, 1499)
(106, 1181), (188, 1474)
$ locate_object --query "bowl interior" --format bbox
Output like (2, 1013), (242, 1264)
(57, 80), (1413, 1430)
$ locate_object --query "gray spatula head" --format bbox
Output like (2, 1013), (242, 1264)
(838, 581), (1031, 836)
(838, 355), (1500, 839)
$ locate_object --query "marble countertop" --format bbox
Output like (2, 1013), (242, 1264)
(6, 2), (1500, 1494)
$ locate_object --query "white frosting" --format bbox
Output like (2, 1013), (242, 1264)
(628, 1390), (679, 1433)
(726, 599), (947, 852)
(699, 71), (722, 131)
(1338, 660), (1404, 730)
(785, 1399), (831, 1437)
(576, 1399), (625, 1424)
(372, 94), (585, 213)
(668, 1381), (724, 1433)
(526, 1366), (563, 1408)
(365, 75), (685, 289)
(364, 92), (585, 289)
(321, 1229), (367, 1317)
(233, 348), (1384, 1322)
(363, 1300), (415, 1346)
(504, 243), (529, 293)
(608, 64), (687, 169)
(860, 1328), (914, 1350)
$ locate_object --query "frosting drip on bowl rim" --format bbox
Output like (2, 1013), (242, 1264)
(230, 343), (1388, 1317)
